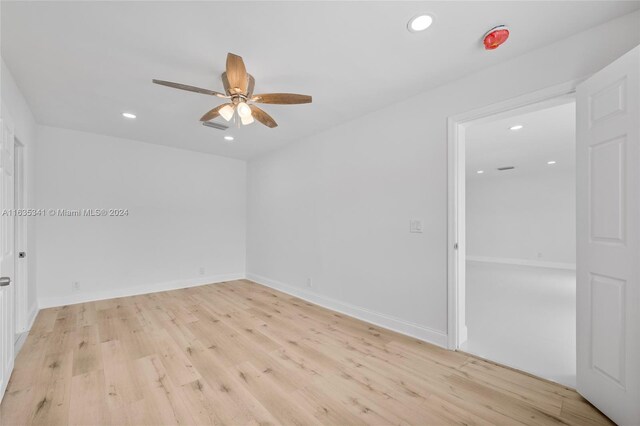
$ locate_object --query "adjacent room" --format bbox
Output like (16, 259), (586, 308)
(463, 100), (577, 387)
(1, 2), (639, 425)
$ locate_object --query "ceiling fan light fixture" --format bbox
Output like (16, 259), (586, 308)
(219, 104), (235, 121)
(237, 102), (252, 119)
(241, 114), (255, 125)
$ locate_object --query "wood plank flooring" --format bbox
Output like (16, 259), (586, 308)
(0, 279), (612, 425)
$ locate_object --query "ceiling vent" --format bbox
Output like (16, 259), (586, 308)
(202, 121), (229, 131)
(497, 166), (515, 171)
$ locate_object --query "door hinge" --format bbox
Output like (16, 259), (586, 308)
(454, 242), (459, 250)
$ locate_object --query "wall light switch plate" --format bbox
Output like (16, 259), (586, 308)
(410, 220), (423, 233)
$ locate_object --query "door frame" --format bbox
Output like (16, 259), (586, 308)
(447, 80), (579, 350)
(13, 138), (27, 337)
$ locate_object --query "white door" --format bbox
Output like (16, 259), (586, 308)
(576, 46), (640, 425)
(0, 112), (15, 400)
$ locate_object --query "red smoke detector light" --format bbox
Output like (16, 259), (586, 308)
(483, 25), (509, 50)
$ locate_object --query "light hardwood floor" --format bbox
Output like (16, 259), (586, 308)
(0, 280), (612, 425)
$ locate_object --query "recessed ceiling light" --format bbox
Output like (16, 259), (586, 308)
(547, 160), (556, 165)
(122, 112), (136, 119)
(408, 14), (433, 32)
(510, 124), (523, 131)
(477, 170), (484, 174)
(224, 135), (234, 141)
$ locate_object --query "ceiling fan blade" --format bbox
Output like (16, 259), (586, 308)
(152, 79), (228, 98)
(200, 103), (231, 122)
(249, 105), (278, 128)
(226, 53), (248, 95)
(251, 93), (312, 104)
(247, 74), (256, 98)
(221, 72), (231, 96)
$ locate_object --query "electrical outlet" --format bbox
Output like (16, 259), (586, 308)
(199, 267), (205, 276)
(72, 281), (80, 292)
(306, 278), (313, 288)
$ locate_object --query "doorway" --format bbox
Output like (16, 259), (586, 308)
(462, 100), (576, 387)
(446, 81), (578, 374)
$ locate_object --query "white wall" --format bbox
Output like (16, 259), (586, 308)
(466, 170), (576, 266)
(1, 58), (38, 327)
(246, 11), (640, 347)
(36, 125), (246, 307)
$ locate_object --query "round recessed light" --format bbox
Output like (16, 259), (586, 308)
(547, 160), (556, 165)
(122, 112), (136, 119)
(408, 14), (433, 32)
(477, 170), (484, 174)
(509, 125), (523, 131)
(224, 135), (234, 141)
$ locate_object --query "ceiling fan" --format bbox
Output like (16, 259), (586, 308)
(153, 53), (312, 129)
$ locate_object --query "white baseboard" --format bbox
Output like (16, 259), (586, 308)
(37, 273), (245, 309)
(14, 304), (38, 355)
(466, 255), (576, 271)
(246, 272), (448, 348)
(459, 324), (468, 346)
(14, 331), (29, 354)
(26, 303), (38, 330)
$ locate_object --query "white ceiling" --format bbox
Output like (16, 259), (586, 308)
(466, 101), (575, 180)
(2, 1), (638, 160)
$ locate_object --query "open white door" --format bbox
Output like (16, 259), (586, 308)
(576, 46), (640, 425)
(0, 111), (16, 400)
